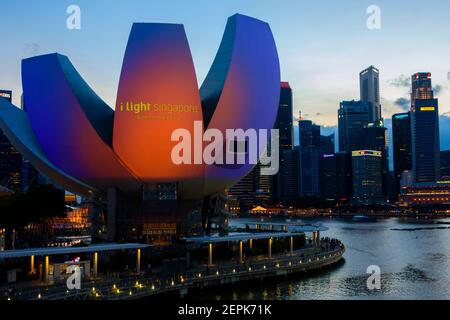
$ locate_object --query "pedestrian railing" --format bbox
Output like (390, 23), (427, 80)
(2, 243), (345, 300)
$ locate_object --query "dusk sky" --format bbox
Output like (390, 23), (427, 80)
(2, 0), (450, 149)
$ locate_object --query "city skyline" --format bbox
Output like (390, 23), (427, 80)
(1, 1), (450, 134)
(2, 2), (450, 304)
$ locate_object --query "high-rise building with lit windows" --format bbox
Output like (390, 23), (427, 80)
(319, 134), (335, 199)
(277, 148), (299, 205)
(338, 100), (370, 152)
(363, 120), (388, 198)
(335, 152), (353, 201)
(299, 119), (321, 197)
(392, 113), (413, 197)
(321, 154), (337, 201)
(276, 82), (294, 150)
(410, 73), (440, 183)
(360, 66), (381, 122)
(0, 90), (23, 191)
(273, 82), (295, 204)
(352, 150), (383, 203)
(411, 72), (434, 106)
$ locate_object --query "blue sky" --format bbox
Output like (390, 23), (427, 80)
(1, 0), (450, 151)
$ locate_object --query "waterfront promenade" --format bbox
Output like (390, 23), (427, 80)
(1, 241), (345, 300)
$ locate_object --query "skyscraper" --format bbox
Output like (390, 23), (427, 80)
(321, 154), (337, 201)
(276, 82), (294, 150)
(363, 121), (389, 198)
(360, 66), (381, 122)
(411, 72), (434, 105)
(228, 169), (257, 212)
(410, 73), (441, 182)
(0, 90), (23, 191)
(273, 82), (295, 204)
(277, 147), (299, 205)
(335, 152), (353, 201)
(320, 134), (335, 155)
(338, 100), (370, 152)
(231, 81), (292, 209)
(352, 150), (383, 204)
(392, 113), (412, 196)
(319, 134), (335, 199)
(299, 119), (321, 197)
(253, 162), (273, 206)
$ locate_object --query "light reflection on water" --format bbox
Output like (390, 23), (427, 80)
(196, 217), (450, 300)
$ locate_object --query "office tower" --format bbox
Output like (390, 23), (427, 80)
(319, 134), (335, 199)
(387, 171), (397, 202)
(352, 150), (383, 203)
(21, 159), (49, 191)
(321, 154), (337, 201)
(320, 133), (335, 155)
(273, 82), (295, 203)
(363, 120), (387, 152)
(338, 100), (370, 152)
(276, 82), (294, 150)
(335, 152), (353, 201)
(277, 148), (299, 205)
(411, 72), (434, 105)
(253, 162), (273, 206)
(360, 66), (381, 122)
(392, 113), (413, 196)
(299, 119), (321, 197)
(410, 73), (441, 182)
(440, 150), (450, 178)
(363, 120), (388, 198)
(228, 169), (257, 212)
(0, 90), (23, 191)
(231, 82), (292, 208)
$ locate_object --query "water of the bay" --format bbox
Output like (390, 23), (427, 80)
(191, 216), (450, 300)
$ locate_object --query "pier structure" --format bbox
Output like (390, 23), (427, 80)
(184, 222), (328, 267)
(0, 222), (345, 300)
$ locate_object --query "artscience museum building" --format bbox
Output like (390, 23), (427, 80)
(0, 14), (281, 244)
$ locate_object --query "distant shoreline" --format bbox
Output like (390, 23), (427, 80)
(235, 213), (450, 219)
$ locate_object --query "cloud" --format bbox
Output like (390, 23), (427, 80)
(388, 75), (411, 88)
(393, 97), (411, 111)
(23, 43), (41, 57)
(388, 75), (445, 96)
(433, 84), (444, 96)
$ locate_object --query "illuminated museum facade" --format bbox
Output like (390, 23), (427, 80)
(0, 14), (280, 243)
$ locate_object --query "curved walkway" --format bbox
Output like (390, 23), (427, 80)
(3, 242), (345, 300)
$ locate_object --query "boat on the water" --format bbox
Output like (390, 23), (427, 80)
(352, 215), (372, 222)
